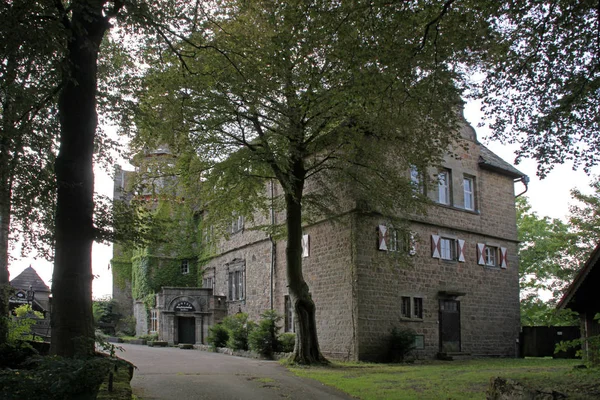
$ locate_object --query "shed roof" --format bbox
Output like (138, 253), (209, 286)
(557, 243), (600, 313)
(10, 266), (50, 293)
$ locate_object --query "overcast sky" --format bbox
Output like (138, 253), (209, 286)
(8, 101), (599, 298)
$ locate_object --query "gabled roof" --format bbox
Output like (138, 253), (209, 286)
(479, 145), (525, 179)
(557, 242), (600, 312)
(10, 266), (50, 293)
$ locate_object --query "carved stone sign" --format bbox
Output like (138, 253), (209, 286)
(174, 301), (195, 312)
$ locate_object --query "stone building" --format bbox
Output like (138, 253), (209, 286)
(113, 117), (526, 360)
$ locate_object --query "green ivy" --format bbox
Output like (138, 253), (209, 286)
(116, 198), (212, 302)
(110, 259), (132, 290)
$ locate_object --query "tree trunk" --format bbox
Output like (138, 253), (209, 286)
(0, 149), (10, 345)
(284, 189), (328, 365)
(51, 1), (110, 357)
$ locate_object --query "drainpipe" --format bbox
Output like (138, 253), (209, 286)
(515, 175), (530, 198)
(269, 179), (275, 310)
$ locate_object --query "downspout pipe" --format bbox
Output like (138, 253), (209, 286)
(515, 175), (530, 198)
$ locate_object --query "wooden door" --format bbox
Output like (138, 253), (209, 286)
(439, 299), (461, 353)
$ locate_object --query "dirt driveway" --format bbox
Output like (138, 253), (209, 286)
(117, 343), (355, 400)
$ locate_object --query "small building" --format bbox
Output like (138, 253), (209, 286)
(9, 266), (51, 340)
(557, 243), (600, 364)
(9, 266), (51, 316)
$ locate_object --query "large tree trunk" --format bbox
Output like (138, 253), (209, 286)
(284, 186), (328, 364)
(0, 151), (11, 345)
(50, 1), (110, 357)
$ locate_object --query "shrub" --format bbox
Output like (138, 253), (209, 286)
(222, 313), (254, 351)
(8, 305), (43, 343)
(388, 327), (416, 363)
(0, 342), (38, 369)
(0, 355), (113, 400)
(207, 323), (229, 348)
(278, 333), (296, 353)
(248, 310), (282, 357)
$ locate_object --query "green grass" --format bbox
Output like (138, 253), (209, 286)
(288, 358), (600, 400)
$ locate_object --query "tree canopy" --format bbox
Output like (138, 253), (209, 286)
(475, 0), (600, 177)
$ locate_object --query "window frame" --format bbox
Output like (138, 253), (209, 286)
(485, 246), (498, 267)
(284, 295), (295, 333)
(437, 169), (451, 205)
(401, 296), (424, 320)
(439, 237), (456, 261)
(202, 276), (214, 289)
(463, 175), (475, 211)
(227, 267), (245, 301)
(150, 310), (158, 333)
(181, 259), (190, 275)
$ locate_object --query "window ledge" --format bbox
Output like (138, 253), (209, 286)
(434, 203), (480, 215)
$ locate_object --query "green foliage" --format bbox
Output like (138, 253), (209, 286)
(278, 333), (296, 353)
(0, 356), (113, 400)
(222, 313), (254, 351)
(8, 305), (43, 343)
(0, 342), (38, 368)
(556, 313), (600, 367)
(248, 310), (282, 357)
(387, 327), (416, 363)
(207, 324), (229, 349)
(476, 1), (600, 177)
(111, 259), (132, 291)
(92, 297), (122, 333)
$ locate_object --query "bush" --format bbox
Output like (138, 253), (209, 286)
(8, 305), (43, 343)
(248, 310), (282, 357)
(388, 327), (416, 362)
(0, 342), (38, 369)
(207, 323), (229, 348)
(278, 333), (296, 353)
(0, 355), (113, 400)
(222, 313), (254, 351)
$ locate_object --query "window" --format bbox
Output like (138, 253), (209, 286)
(231, 214), (244, 234)
(438, 169), (451, 205)
(485, 246), (498, 267)
(389, 229), (402, 252)
(150, 310), (158, 333)
(401, 296), (423, 320)
(414, 335), (425, 349)
(181, 259), (189, 274)
(439, 238), (456, 260)
(463, 176), (475, 210)
(284, 295), (295, 332)
(401, 296), (411, 318)
(202, 276), (214, 289)
(228, 269), (244, 300)
(413, 297), (423, 319)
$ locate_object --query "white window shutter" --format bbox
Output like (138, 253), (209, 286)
(431, 235), (441, 258)
(477, 243), (486, 265)
(302, 234), (310, 258)
(378, 225), (388, 251)
(500, 247), (508, 268)
(409, 232), (417, 256)
(457, 239), (466, 262)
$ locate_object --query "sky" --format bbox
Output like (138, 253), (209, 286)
(7, 101), (599, 299)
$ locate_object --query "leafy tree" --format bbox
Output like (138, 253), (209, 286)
(0, 0), (63, 346)
(516, 196), (578, 325)
(568, 176), (600, 261)
(134, 0), (498, 364)
(476, 0), (600, 177)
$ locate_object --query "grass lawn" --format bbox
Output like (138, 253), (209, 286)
(288, 358), (600, 399)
